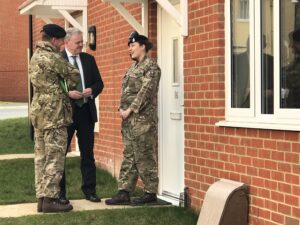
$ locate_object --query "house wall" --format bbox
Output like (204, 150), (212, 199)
(0, 0), (29, 102)
(185, 1), (299, 225)
(28, 0), (300, 224)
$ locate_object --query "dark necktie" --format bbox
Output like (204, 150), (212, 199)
(71, 56), (84, 107)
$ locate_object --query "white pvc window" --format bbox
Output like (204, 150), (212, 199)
(218, 0), (300, 131)
(238, 0), (249, 20)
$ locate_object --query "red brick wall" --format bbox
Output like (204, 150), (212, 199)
(0, 0), (29, 102)
(185, 1), (300, 225)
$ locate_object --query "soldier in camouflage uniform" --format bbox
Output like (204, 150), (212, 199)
(106, 31), (161, 205)
(29, 24), (80, 213)
(285, 29), (300, 108)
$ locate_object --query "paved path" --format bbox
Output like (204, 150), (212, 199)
(0, 153), (34, 160)
(0, 199), (133, 218)
(0, 102), (28, 120)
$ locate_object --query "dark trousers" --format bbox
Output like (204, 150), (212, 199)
(59, 104), (96, 197)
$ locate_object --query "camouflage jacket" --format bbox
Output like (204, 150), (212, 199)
(29, 41), (80, 130)
(120, 56), (161, 135)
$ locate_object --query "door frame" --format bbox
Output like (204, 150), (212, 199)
(157, 3), (185, 205)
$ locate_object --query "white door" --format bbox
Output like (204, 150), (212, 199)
(158, 3), (184, 204)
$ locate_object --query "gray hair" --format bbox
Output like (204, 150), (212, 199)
(65, 27), (83, 40)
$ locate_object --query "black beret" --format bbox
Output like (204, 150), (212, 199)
(41, 24), (66, 38)
(128, 31), (149, 46)
(292, 28), (300, 42)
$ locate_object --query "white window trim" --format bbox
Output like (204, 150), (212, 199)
(218, 0), (300, 131)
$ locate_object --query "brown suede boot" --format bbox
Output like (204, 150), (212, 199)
(42, 197), (73, 213)
(37, 197), (44, 212)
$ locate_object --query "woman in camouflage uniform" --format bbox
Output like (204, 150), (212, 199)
(106, 31), (161, 205)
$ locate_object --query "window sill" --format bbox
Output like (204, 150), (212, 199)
(216, 120), (300, 132)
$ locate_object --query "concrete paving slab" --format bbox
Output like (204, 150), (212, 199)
(0, 153), (34, 160)
(0, 199), (133, 218)
(0, 102), (28, 108)
(0, 102), (28, 120)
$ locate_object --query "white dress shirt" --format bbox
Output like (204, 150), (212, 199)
(65, 48), (87, 102)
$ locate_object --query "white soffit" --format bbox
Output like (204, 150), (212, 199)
(19, 0), (88, 41)
(102, 0), (188, 36)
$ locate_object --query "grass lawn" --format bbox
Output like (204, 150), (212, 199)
(0, 157), (144, 204)
(0, 207), (198, 225)
(0, 117), (34, 155)
(0, 158), (198, 225)
(0, 117), (199, 225)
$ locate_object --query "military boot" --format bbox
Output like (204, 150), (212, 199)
(105, 190), (130, 205)
(37, 197), (44, 212)
(58, 193), (70, 205)
(132, 192), (157, 205)
(42, 197), (73, 213)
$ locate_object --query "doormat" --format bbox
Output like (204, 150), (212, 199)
(130, 197), (172, 206)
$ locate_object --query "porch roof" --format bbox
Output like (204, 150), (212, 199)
(18, 0), (88, 42)
(19, 0), (87, 18)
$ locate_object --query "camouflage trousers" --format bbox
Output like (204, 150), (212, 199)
(34, 127), (67, 198)
(118, 122), (159, 193)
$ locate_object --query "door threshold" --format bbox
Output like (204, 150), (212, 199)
(157, 194), (180, 206)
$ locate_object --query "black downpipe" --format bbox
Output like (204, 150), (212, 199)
(28, 15), (34, 140)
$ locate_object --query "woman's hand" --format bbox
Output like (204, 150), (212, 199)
(119, 108), (133, 120)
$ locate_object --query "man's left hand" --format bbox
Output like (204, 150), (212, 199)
(82, 88), (92, 97)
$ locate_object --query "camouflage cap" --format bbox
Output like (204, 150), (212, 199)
(41, 24), (66, 38)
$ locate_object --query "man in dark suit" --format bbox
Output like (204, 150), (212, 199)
(59, 27), (104, 203)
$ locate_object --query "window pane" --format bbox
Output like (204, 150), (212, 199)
(173, 38), (179, 83)
(231, 0), (250, 108)
(281, 1), (300, 108)
(261, 0), (274, 114)
(239, 0), (249, 20)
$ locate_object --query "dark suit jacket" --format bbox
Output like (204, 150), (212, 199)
(62, 50), (104, 123)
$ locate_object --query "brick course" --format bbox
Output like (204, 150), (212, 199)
(0, 0), (29, 102)
(185, 2), (300, 225)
